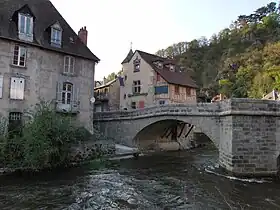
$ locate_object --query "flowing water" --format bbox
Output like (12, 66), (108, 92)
(1, 143), (280, 210)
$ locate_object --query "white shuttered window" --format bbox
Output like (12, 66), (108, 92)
(10, 77), (25, 100)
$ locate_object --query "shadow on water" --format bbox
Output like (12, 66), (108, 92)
(1, 143), (280, 209)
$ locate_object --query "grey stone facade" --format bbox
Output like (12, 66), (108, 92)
(93, 98), (280, 177)
(0, 39), (96, 132)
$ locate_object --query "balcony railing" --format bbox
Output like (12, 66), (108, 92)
(55, 100), (80, 114)
(94, 93), (109, 101)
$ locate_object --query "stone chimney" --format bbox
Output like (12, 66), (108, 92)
(78, 26), (88, 45)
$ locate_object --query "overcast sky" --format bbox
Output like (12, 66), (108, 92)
(50, 0), (272, 80)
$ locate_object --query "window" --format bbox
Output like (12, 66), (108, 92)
(132, 80), (141, 94)
(154, 86), (168, 95)
(159, 100), (165, 105)
(156, 72), (161, 81)
(186, 87), (191, 95)
(51, 28), (62, 47)
(18, 13), (33, 41)
(131, 101), (136, 109)
(62, 82), (73, 104)
(134, 64), (140, 72)
(158, 62), (163, 69)
(124, 94), (126, 99)
(10, 77), (25, 100)
(133, 57), (141, 72)
(170, 65), (174, 71)
(13, 45), (27, 67)
(64, 56), (75, 74)
(0, 75), (3, 99)
(175, 85), (179, 94)
(104, 88), (108, 95)
(125, 75), (127, 80)
(8, 112), (23, 138)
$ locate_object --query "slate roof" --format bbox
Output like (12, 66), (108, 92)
(0, 0), (100, 62)
(121, 49), (133, 64)
(133, 50), (198, 88)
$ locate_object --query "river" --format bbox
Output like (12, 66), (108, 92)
(1, 143), (280, 210)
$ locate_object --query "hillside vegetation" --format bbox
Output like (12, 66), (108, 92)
(156, 2), (280, 99)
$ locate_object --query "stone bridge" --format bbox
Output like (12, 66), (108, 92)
(93, 98), (280, 177)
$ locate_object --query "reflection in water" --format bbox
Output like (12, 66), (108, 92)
(1, 143), (280, 209)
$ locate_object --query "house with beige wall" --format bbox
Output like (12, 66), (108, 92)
(0, 0), (99, 134)
(94, 77), (120, 112)
(120, 49), (197, 110)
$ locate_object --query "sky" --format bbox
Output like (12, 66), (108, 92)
(50, 0), (273, 80)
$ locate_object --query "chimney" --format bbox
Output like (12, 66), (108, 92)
(78, 26), (88, 45)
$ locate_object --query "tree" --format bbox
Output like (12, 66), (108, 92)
(155, 2), (280, 99)
(104, 69), (123, 83)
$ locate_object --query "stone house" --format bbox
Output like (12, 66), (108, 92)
(0, 0), (99, 134)
(120, 49), (197, 110)
(94, 77), (120, 112)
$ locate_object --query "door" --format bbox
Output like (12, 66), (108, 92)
(139, 101), (145, 109)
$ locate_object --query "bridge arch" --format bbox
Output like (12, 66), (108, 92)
(93, 98), (280, 177)
(130, 116), (220, 150)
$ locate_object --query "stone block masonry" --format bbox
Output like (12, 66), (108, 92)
(93, 98), (280, 177)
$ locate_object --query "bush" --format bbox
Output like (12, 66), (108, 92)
(0, 101), (92, 170)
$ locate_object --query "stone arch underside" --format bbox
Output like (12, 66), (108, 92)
(96, 115), (220, 149)
(131, 116), (220, 149)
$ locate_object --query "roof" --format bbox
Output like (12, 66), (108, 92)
(0, 0), (100, 62)
(121, 49), (134, 64)
(136, 50), (198, 88)
(94, 78), (117, 90)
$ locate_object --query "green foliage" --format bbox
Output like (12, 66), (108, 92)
(155, 2), (280, 99)
(0, 101), (92, 170)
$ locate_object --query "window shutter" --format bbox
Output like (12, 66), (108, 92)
(71, 57), (75, 74)
(64, 57), (68, 73)
(30, 17), (34, 35)
(0, 75), (3, 99)
(10, 77), (17, 99)
(73, 84), (80, 103)
(56, 81), (62, 101)
(18, 78), (25, 99)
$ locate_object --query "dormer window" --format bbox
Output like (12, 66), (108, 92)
(158, 62), (163, 69)
(133, 57), (141, 72)
(51, 22), (62, 47)
(18, 13), (33, 42)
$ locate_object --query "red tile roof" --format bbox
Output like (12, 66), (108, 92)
(137, 50), (197, 88)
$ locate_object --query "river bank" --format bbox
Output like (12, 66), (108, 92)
(0, 143), (139, 176)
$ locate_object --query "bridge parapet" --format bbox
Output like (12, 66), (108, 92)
(93, 98), (280, 120)
(93, 101), (221, 120)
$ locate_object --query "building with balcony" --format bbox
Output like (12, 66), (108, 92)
(119, 49), (197, 110)
(0, 0), (99, 134)
(94, 77), (120, 112)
